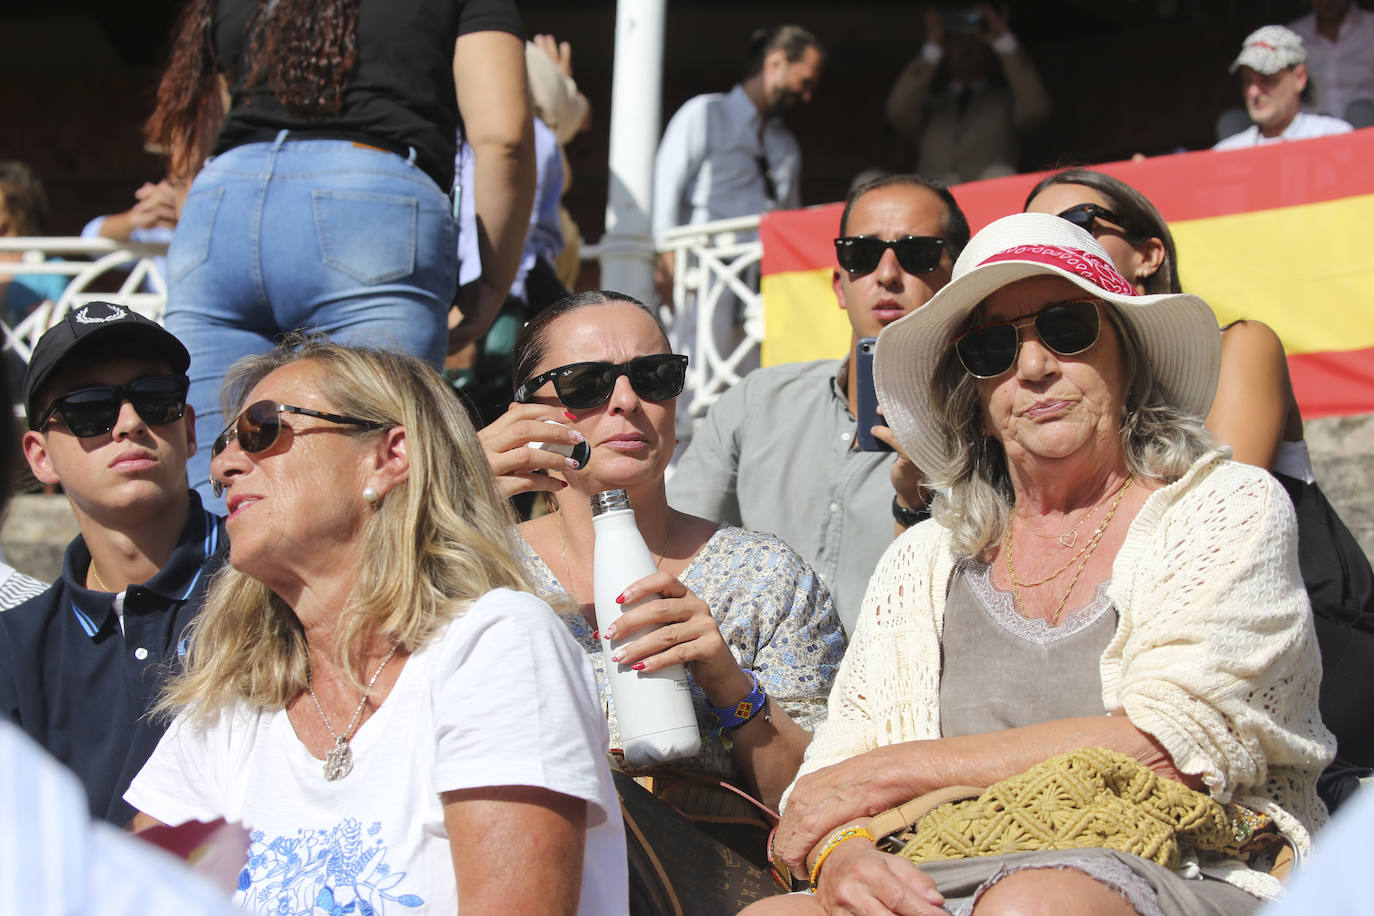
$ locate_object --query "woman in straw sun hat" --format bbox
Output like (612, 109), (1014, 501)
(750, 212), (1330, 916)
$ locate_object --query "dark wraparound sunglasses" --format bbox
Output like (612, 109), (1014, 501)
(36, 374), (189, 436)
(834, 236), (946, 276)
(515, 354), (689, 410)
(953, 298), (1103, 379)
(1056, 203), (1142, 239)
(211, 399), (386, 497)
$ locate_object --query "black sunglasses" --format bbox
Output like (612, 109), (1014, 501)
(514, 354), (689, 410)
(36, 374), (189, 437)
(211, 399), (386, 496)
(953, 298), (1103, 379)
(834, 236), (946, 276)
(1056, 203), (1140, 238)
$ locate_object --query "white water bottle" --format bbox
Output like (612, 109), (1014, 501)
(591, 489), (702, 766)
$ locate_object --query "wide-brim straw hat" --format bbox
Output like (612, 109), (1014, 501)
(874, 211), (1221, 474)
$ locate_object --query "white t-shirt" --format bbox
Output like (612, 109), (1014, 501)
(127, 589), (627, 915)
(1213, 110), (1353, 150)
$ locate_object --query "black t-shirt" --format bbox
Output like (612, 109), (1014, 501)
(212, 0), (523, 191)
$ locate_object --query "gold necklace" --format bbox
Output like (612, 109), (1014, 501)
(558, 509), (674, 606)
(307, 645), (398, 781)
(1005, 476), (1134, 588)
(1006, 476), (1133, 626)
(1052, 506), (1093, 549)
(89, 561), (112, 592)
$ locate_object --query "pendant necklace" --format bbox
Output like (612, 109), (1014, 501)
(307, 644), (398, 781)
(1006, 476), (1134, 626)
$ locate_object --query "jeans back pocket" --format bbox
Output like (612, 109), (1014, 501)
(313, 190), (418, 286)
(168, 186), (225, 283)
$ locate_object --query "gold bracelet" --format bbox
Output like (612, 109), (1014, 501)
(808, 826), (874, 892)
(767, 827), (794, 892)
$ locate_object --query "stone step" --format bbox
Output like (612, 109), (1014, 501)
(2, 493), (79, 584)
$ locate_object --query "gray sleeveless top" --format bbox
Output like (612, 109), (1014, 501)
(939, 561), (1117, 737)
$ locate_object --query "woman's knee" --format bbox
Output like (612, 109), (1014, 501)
(971, 866), (1139, 916)
(738, 893), (828, 916)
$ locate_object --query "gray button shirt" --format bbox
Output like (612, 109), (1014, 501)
(669, 358), (896, 634)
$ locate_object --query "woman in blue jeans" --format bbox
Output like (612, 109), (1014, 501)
(147, 0), (535, 504)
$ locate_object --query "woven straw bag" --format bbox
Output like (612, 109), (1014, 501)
(870, 747), (1272, 870)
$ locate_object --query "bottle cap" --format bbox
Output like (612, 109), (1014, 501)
(591, 489), (632, 516)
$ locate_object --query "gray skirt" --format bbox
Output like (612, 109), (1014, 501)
(920, 849), (1261, 916)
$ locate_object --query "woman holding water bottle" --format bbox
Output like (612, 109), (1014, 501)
(480, 290), (845, 817)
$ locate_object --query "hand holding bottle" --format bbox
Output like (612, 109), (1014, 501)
(606, 570), (754, 709)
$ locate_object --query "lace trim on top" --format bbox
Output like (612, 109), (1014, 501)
(962, 560), (1114, 645)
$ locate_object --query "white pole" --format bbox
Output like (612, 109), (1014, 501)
(599, 0), (664, 302)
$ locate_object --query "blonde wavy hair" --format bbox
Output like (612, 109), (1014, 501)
(159, 337), (531, 722)
(927, 306), (1215, 559)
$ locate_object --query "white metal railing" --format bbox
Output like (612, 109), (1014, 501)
(3, 228), (765, 428)
(657, 216), (764, 422)
(0, 237), (169, 365)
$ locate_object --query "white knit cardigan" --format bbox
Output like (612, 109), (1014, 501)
(792, 451), (1334, 899)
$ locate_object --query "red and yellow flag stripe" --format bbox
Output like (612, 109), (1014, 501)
(760, 129), (1374, 418)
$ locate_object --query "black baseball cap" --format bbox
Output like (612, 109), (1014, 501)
(23, 301), (191, 428)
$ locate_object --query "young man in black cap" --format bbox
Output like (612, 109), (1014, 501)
(0, 301), (225, 825)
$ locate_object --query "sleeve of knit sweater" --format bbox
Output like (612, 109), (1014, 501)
(1105, 458), (1334, 811)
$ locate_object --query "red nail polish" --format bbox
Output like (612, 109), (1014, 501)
(615, 592), (626, 604)
(632, 662), (646, 671)
(591, 629), (599, 640)
(563, 409), (577, 421)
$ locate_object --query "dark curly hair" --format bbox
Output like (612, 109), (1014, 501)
(147, 0), (359, 179)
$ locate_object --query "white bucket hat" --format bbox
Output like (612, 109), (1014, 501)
(873, 211), (1221, 474)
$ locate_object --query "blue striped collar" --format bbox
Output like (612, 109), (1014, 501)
(63, 491), (224, 640)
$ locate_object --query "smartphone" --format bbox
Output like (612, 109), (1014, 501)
(941, 8), (986, 34)
(855, 338), (892, 452)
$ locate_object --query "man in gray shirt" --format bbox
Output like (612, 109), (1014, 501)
(669, 175), (969, 632)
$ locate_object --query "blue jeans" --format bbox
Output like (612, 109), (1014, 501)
(165, 133), (458, 507)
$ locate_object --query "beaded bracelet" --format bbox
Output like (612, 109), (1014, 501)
(808, 826), (874, 892)
(707, 670), (768, 737)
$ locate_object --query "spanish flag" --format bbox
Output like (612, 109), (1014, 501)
(760, 129), (1374, 418)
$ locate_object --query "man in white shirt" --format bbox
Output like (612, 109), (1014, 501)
(1289, 0), (1374, 121)
(652, 25), (824, 301)
(1214, 24), (1353, 151)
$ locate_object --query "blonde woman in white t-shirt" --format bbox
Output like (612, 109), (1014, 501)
(125, 338), (627, 916)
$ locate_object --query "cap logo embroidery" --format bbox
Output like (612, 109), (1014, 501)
(979, 245), (1137, 297)
(73, 304), (129, 324)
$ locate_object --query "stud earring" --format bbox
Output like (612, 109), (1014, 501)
(363, 487), (379, 503)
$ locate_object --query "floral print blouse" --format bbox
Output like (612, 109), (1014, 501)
(518, 524), (846, 782)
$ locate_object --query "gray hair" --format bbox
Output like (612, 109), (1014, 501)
(927, 306), (1215, 559)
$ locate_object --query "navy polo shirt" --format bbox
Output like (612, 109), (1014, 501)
(0, 490), (226, 825)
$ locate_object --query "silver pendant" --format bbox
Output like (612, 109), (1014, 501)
(323, 736), (353, 781)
